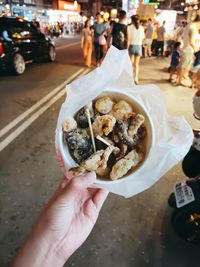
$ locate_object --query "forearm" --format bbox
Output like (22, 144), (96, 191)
(10, 229), (65, 267)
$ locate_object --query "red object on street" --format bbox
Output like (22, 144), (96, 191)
(0, 42), (4, 56)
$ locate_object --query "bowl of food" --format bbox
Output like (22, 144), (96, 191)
(58, 90), (155, 185)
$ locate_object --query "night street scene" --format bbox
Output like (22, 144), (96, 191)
(0, 0), (200, 266)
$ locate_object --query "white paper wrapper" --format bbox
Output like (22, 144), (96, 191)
(55, 46), (193, 198)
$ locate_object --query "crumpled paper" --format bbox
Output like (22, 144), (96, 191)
(55, 46), (193, 198)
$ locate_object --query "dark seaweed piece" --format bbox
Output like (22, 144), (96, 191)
(75, 107), (88, 128)
(65, 128), (93, 163)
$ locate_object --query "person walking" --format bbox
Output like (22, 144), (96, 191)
(144, 18), (154, 57)
(177, 15), (200, 86)
(156, 21), (166, 56)
(107, 10), (128, 50)
(81, 19), (94, 68)
(128, 15), (145, 84)
(93, 13), (108, 66)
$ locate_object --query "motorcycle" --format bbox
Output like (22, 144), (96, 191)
(168, 90), (200, 244)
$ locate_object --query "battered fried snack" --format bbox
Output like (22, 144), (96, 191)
(92, 114), (116, 136)
(64, 128), (93, 163)
(64, 94), (147, 180)
(111, 100), (133, 122)
(71, 146), (115, 177)
(62, 117), (77, 132)
(110, 150), (143, 180)
(128, 114), (145, 137)
(95, 96), (114, 114)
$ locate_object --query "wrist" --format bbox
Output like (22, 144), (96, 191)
(11, 228), (65, 267)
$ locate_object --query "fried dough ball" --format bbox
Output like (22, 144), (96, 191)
(92, 115), (116, 136)
(110, 150), (143, 180)
(95, 96), (114, 114)
(62, 117), (77, 132)
(111, 100), (133, 122)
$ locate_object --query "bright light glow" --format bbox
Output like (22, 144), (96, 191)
(82, 15), (87, 22)
(111, 9), (117, 15)
(184, 7), (188, 11)
(103, 12), (110, 20)
(193, 4), (198, 9)
(181, 2), (184, 5)
(74, 0), (78, 10)
(100, 11), (104, 15)
(155, 5), (158, 9)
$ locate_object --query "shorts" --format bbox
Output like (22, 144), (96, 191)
(129, 45), (142, 56)
(144, 38), (152, 47)
(170, 64), (178, 72)
(180, 46), (194, 69)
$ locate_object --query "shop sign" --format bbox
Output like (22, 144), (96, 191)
(58, 1), (81, 12)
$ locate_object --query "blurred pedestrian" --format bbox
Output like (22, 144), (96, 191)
(93, 13), (108, 66)
(176, 46), (194, 86)
(128, 15), (145, 84)
(177, 15), (200, 86)
(81, 19), (94, 68)
(156, 21), (166, 56)
(107, 10), (128, 50)
(144, 18), (154, 57)
(168, 41), (181, 82)
(191, 47), (200, 89)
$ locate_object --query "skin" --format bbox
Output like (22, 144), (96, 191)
(11, 172), (108, 267)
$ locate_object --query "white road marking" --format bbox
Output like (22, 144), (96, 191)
(57, 41), (80, 50)
(0, 68), (91, 152)
(0, 68), (85, 139)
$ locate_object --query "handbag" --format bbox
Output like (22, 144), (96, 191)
(98, 34), (106, 46)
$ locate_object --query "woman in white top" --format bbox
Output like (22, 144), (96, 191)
(128, 16), (145, 84)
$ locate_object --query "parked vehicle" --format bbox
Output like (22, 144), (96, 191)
(0, 16), (56, 74)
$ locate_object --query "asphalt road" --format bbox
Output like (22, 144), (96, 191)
(0, 37), (200, 267)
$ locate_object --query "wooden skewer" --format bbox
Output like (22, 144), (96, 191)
(96, 135), (120, 155)
(86, 108), (96, 153)
(96, 135), (112, 147)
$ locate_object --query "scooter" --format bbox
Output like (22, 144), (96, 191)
(168, 90), (200, 244)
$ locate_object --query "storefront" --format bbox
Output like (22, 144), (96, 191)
(45, 0), (81, 23)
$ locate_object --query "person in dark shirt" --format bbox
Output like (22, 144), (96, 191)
(169, 41), (181, 82)
(107, 10), (128, 50)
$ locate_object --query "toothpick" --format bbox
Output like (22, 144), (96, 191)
(86, 108), (96, 152)
(96, 135), (111, 147)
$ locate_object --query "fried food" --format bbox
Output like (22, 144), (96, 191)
(95, 96), (114, 114)
(62, 117), (77, 132)
(112, 100), (133, 122)
(92, 115), (116, 136)
(116, 112), (145, 148)
(128, 114), (145, 137)
(71, 146), (115, 177)
(64, 94), (147, 180)
(110, 150), (143, 180)
(64, 128), (93, 163)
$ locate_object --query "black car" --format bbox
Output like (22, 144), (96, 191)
(0, 16), (56, 74)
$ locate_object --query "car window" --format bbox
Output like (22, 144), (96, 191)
(3, 19), (39, 39)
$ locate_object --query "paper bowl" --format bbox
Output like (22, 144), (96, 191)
(58, 90), (155, 185)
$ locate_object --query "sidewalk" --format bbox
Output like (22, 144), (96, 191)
(139, 56), (198, 129)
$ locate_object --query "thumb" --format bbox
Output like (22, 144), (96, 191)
(59, 172), (96, 203)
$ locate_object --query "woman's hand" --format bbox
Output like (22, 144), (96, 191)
(11, 172), (108, 267)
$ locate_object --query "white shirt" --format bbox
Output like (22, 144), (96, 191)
(129, 25), (145, 46)
(183, 22), (200, 51)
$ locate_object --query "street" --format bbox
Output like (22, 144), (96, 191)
(0, 36), (199, 267)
